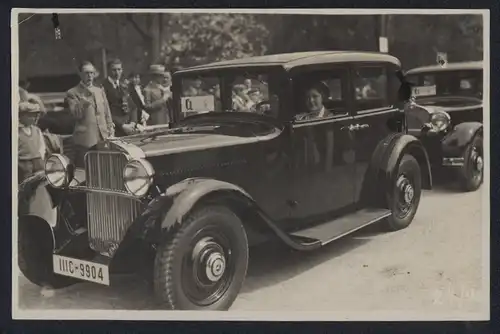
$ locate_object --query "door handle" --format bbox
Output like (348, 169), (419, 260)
(341, 124), (358, 132)
(341, 123), (370, 132)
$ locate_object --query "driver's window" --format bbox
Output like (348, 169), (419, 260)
(292, 69), (348, 122)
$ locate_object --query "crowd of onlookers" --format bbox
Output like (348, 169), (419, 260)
(17, 58), (174, 182)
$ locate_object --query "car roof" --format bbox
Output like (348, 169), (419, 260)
(174, 51), (401, 74)
(405, 61), (483, 75)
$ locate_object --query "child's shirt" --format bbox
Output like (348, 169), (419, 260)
(18, 125), (47, 161)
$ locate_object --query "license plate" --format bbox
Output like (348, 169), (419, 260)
(412, 85), (436, 97)
(53, 255), (110, 285)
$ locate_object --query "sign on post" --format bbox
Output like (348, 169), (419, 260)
(437, 52), (448, 67)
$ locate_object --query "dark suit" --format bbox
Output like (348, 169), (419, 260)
(102, 78), (137, 137)
(128, 83), (146, 124)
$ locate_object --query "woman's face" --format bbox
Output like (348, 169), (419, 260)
(132, 75), (141, 86)
(305, 88), (324, 112)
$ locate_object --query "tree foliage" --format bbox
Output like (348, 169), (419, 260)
(17, 13), (483, 77)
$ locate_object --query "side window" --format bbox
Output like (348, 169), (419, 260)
(353, 66), (389, 112)
(292, 69), (348, 122)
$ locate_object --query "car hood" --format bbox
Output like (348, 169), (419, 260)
(111, 122), (281, 157)
(415, 95), (482, 111)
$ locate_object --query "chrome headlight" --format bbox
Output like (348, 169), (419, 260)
(123, 159), (155, 197)
(44, 154), (73, 188)
(429, 110), (451, 132)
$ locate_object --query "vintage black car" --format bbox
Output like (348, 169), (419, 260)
(18, 51), (432, 311)
(404, 61), (483, 191)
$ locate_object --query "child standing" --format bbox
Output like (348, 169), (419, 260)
(18, 101), (47, 183)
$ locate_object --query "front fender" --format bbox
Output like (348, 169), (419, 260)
(160, 178), (253, 232)
(384, 134), (432, 190)
(360, 133), (431, 207)
(441, 122), (483, 157)
(18, 172), (58, 228)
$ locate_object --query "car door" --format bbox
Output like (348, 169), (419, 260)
(288, 68), (357, 221)
(350, 63), (401, 202)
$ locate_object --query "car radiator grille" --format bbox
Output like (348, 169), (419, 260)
(85, 151), (142, 257)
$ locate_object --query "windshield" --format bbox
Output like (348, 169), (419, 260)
(178, 69), (281, 120)
(406, 69), (482, 100)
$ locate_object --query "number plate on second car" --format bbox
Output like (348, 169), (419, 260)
(412, 85), (437, 97)
(53, 255), (110, 285)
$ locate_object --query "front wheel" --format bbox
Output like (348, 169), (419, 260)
(384, 154), (422, 231)
(154, 206), (249, 310)
(457, 134), (483, 192)
(18, 217), (77, 289)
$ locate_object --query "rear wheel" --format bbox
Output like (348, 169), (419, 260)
(457, 134), (483, 192)
(384, 154), (422, 231)
(154, 206), (249, 310)
(18, 217), (77, 289)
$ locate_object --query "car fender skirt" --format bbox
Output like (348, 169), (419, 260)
(384, 134), (432, 190)
(441, 122), (483, 157)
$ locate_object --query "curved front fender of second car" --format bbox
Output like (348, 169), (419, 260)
(441, 122), (483, 160)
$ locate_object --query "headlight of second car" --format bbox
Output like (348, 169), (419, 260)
(44, 154), (73, 188)
(123, 159), (155, 197)
(428, 110), (451, 132)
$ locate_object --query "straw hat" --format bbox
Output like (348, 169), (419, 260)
(149, 64), (166, 75)
(19, 101), (42, 114)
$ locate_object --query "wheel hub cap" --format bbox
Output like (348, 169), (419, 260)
(205, 252), (226, 282)
(475, 155), (483, 172)
(397, 176), (414, 205)
(404, 184), (414, 204)
(192, 237), (227, 283)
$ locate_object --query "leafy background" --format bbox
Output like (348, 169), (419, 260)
(17, 13), (483, 78)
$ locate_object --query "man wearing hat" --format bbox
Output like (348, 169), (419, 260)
(18, 101), (47, 183)
(144, 64), (171, 125)
(65, 61), (115, 167)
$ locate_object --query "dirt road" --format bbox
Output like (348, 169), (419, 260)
(15, 182), (486, 317)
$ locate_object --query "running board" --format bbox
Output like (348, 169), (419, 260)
(289, 208), (392, 246)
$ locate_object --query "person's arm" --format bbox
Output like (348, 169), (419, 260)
(65, 90), (87, 120)
(144, 88), (168, 111)
(101, 89), (116, 136)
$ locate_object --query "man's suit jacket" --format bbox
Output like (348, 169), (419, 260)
(128, 83), (146, 124)
(144, 82), (170, 125)
(65, 83), (114, 148)
(102, 79), (137, 136)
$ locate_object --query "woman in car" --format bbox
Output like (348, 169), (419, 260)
(295, 82), (333, 121)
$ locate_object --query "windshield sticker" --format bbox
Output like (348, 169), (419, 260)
(412, 85), (436, 97)
(181, 95), (215, 114)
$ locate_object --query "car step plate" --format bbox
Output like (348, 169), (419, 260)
(290, 208), (392, 246)
(53, 255), (110, 285)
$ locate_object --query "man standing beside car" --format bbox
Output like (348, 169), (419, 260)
(65, 61), (115, 168)
(102, 58), (138, 137)
(144, 64), (171, 126)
